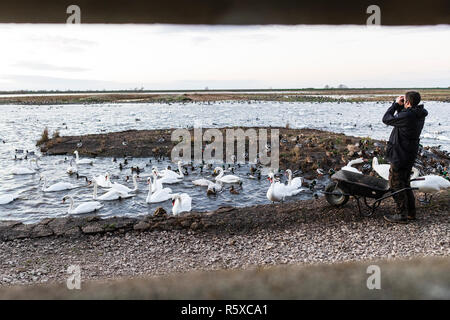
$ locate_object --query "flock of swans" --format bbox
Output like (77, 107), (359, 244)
(1, 147), (449, 216)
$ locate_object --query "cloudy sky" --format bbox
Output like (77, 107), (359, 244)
(0, 24), (449, 91)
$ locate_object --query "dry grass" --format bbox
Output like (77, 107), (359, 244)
(36, 127), (49, 146)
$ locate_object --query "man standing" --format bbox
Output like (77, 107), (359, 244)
(382, 91), (428, 224)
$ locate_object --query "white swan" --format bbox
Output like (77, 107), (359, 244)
(74, 150), (94, 165)
(66, 160), (78, 175)
(62, 195), (103, 214)
(192, 178), (212, 187)
(10, 159), (38, 175)
(152, 168), (182, 184)
(111, 174), (138, 194)
(92, 181), (133, 201)
(285, 169), (304, 188)
(0, 193), (18, 205)
(171, 193), (192, 215)
(93, 172), (112, 188)
(266, 172), (288, 202)
(214, 167), (241, 184)
(192, 178), (223, 190)
(341, 158), (364, 174)
(41, 175), (77, 192)
(372, 157), (420, 181)
(283, 169), (305, 196)
(146, 175), (173, 204)
(159, 161), (184, 179)
(411, 175), (450, 202)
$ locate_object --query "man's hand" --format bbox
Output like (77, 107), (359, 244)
(395, 95), (405, 105)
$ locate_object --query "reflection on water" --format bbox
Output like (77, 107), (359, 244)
(0, 101), (448, 223)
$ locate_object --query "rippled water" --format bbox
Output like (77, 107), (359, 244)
(0, 101), (448, 223)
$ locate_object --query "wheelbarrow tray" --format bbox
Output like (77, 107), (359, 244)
(330, 170), (389, 199)
(324, 170), (420, 217)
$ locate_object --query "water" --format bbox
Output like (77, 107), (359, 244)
(0, 101), (448, 223)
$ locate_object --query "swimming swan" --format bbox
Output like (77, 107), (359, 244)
(92, 181), (133, 201)
(266, 172), (288, 203)
(213, 167), (241, 184)
(66, 160), (78, 175)
(62, 195), (103, 214)
(41, 175), (77, 192)
(10, 159), (38, 175)
(146, 175), (173, 204)
(171, 193), (192, 215)
(74, 150), (94, 165)
(283, 169), (305, 196)
(0, 193), (19, 205)
(159, 161), (184, 179)
(111, 174), (138, 194)
(93, 172), (112, 188)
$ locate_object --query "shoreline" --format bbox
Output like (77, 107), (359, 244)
(1, 88), (450, 105)
(0, 192), (449, 287)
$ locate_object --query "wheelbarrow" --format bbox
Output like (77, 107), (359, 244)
(322, 170), (423, 216)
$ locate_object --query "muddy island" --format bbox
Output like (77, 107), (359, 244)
(38, 127), (450, 179)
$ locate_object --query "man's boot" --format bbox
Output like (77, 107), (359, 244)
(384, 210), (408, 224)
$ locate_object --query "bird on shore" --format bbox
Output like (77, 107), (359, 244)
(411, 175), (450, 203)
(341, 158), (365, 174)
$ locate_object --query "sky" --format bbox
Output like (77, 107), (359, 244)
(0, 24), (449, 91)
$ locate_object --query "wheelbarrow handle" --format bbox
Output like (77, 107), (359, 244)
(410, 178), (425, 182)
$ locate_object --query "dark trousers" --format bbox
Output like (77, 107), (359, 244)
(389, 164), (416, 217)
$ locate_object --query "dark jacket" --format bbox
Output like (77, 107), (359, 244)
(382, 101), (428, 168)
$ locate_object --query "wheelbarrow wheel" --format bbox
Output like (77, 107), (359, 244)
(325, 182), (349, 206)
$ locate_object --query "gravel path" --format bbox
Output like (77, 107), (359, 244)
(1, 192), (449, 287)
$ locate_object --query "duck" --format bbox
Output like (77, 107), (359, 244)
(171, 193), (192, 215)
(66, 160), (78, 175)
(93, 172), (112, 188)
(41, 174), (77, 192)
(230, 185), (240, 195)
(213, 167), (241, 184)
(74, 150), (94, 165)
(146, 175), (173, 203)
(411, 175), (450, 203)
(111, 174), (138, 194)
(341, 158), (365, 174)
(62, 195), (103, 214)
(92, 181), (133, 201)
